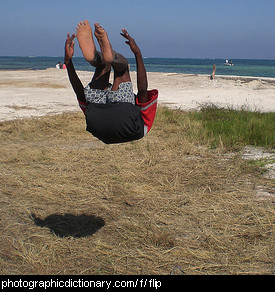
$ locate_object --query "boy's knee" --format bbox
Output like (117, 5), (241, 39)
(112, 62), (128, 73)
(114, 51), (128, 64)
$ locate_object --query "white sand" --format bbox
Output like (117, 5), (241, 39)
(0, 68), (274, 122)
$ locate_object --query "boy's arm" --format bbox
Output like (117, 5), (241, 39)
(134, 50), (148, 103)
(64, 33), (85, 103)
(121, 29), (148, 103)
(65, 59), (86, 103)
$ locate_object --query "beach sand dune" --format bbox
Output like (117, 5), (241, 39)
(0, 68), (274, 122)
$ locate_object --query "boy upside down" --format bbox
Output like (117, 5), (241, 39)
(64, 20), (158, 144)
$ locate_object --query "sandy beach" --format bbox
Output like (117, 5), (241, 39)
(0, 68), (274, 122)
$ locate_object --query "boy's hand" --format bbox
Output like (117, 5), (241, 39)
(120, 29), (141, 55)
(65, 33), (76, 63)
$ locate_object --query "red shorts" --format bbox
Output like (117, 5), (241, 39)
(136, 89), (158, 135)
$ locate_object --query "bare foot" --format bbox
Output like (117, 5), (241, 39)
(76, 20), (96, 63)
(94, 23), (114, 63)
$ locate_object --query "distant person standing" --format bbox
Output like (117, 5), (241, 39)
(56, 62), (62, 69)
(56, 62), (66, 69)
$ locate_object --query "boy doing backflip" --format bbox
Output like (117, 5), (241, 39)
(64, 20), (158, 144)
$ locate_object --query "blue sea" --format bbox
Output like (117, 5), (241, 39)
(0, 56), (275, 78)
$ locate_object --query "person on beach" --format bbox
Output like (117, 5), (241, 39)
(64, 20), (158, 144)
(56, 62), (62, 69)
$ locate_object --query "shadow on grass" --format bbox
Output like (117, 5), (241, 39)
(31, 213), (105, 238)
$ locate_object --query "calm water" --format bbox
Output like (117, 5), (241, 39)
(0, 56), (275, 78)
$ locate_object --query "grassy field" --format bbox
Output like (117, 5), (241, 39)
(191, 104), (274, 149)
(0, 106), (274, 275)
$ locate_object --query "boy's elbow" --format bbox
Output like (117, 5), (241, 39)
(137, 90), (148, 103)
(77, 93), (86, 103)
(138, 89), (147, 95)
(137, 82), (148, 93)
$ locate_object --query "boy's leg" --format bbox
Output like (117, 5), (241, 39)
(89, 51), (131, 91)
(111, 51), (131, 91)
(94, 23), (114, 64)
(93, 23), (130, 90)
(89, 52), (111, 90)
(76, 20), (97, 63)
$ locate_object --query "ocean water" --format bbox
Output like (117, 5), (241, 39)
(0, 56), (275, 78)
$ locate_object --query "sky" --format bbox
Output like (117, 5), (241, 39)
(0, 0), (274, 59)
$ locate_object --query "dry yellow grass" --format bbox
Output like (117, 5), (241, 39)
(0, 107), (274, 275)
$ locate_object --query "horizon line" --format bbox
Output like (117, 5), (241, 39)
(1, 55), (275, 61)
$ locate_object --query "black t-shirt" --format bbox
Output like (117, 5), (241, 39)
(85, 102), (145, 144)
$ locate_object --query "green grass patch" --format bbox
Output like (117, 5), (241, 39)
(195, 105), (274, 149)
(156, 105), (275, 150)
